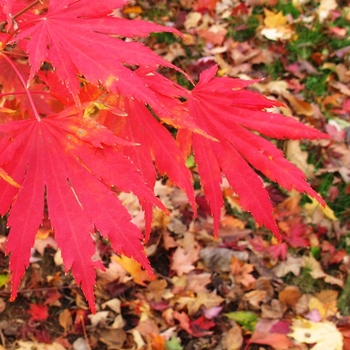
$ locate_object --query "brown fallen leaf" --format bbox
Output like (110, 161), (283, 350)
(171, 246), (200, 276)
(99, 329), (127, 348)
(241, 290), (267, 311)
(59, 309), (73, 333)
(279, 286), (302, 309)
(262, 299), (287, 319)
(286, 140), (316, 179)
(220, 322), (243, 350)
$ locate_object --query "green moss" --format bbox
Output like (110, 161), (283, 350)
(263, 58), (284, 80)
(227, 16), (260, 42)
(276, 1), (301, 19)
(302, 72), (331, 100)
(287, 23), (326, 61)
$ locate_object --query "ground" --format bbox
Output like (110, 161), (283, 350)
(0, 0), (350, 349)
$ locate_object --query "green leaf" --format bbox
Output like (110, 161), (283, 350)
(0, 274), (8, 288)
(165, 335), (183, 350)
(226, 311), (258, 332)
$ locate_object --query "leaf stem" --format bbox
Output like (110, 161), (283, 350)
(0, 53), (41, 121)
(0, 91), (50, 98)
(12, 0), (42, 20)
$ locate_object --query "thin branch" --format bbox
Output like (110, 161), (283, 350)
(0, 91), (51, 98)
(0, 53), (41, 121)
(12, 0), (42, 20)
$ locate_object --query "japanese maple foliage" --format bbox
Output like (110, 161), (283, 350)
(0, 0), (329, 311)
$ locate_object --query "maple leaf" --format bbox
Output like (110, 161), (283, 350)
(267, 242), (288, 260)
(230, 257), (256, 287)
(11, 0), (185, 109)
(289, 318), (343, 350)
(0, 112), (164, 312)
(27, 303), (49, 322)
(181, 65), (329, 238)
(96, 93), (196, 238)
(247, 331), (294, 350)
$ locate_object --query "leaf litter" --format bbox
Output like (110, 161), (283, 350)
(0, 0), (349, 349)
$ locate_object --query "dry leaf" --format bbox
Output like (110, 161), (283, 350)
(261, 299), (287, 319)
(230, 257), (256, 287)
(283, 93), (315, 116)
(221, 323), (244, 350)
(59, 309), (73, 332)
(286, 140), (315, 179)
(16, 342), (66, 350)
(242, 290), (267, 310)
(279, 286), (302, 309)
(289, 318), (343, 349)
(114, 255), (152, 286)
(264, 9), (288, 27)
(318, 0), (338, 22)
(171, 246), (200, 276)
(273, 254), (302, 277)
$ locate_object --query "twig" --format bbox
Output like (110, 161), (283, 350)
(0, 53), (41, 121)
(12, 0), (42, 20)
(80, 314), (92, 350)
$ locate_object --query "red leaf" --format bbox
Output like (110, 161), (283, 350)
(190, 315), (216, 337)
(13, 0), (184, 106)
(185, 65), (328, 238)
(267, 242), (288, 260)
(27, 304), (49, 322)
(247, 332), (294, 350)
(0, 113), (161, 312)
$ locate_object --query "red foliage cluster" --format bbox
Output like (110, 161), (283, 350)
(0, 0), (328, 311)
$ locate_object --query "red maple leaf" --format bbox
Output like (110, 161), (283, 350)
(0, 111), (164, 312)
(12, 0), (185, 108)
(179, 65), (328, 238)
(0, 1), (330, 313)
(267, 242), (288, 260)
(27, 303), (49, 322)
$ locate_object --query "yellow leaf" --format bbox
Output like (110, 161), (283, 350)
(304, 196), (338, 221)
(289, 318), (343, 350)
(263, 9), (288, 28)
(308, 296), (338, 319)
(123, 6), (143, 14)
(0, 167), (20, 188)
(114, 255), (152, 286)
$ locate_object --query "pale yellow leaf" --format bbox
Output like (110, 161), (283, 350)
(304, 196), (338, 221)
(289, 318), (343, 350)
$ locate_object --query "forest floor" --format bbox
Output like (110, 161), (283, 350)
(0, 0), (350, 349)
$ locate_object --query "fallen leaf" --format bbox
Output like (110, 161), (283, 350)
(247, 331), (294, 350)
(302, 255), (343, 287)
(261, 299), (287, 319)
(230, 257), (256, 287)
(15, 341), (66, 350)
(114, 255), (152, 286)
(289, 318), (343, 349)
(99, 329), (127, 348)
(264, 9), (288, 28)
(242, 290), (267, 310)
(101, 298), (122, 314)
(27, 304), (49, 322)
(226, 311), (258, 332)
(279, 286), (302, 309)
(318, 0), (338, 22)
(59, 309), (73, 332)
(220, 322), (244, 350)
(171, 246), (200, 276)
(286, 140), (315, 179)
(304, 196), (338, 221)
(283, 93), (315, 116)
(273, 254), (302, 277)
